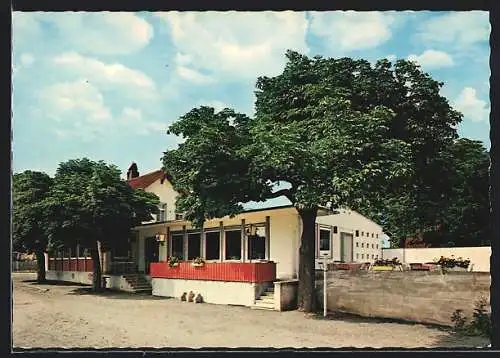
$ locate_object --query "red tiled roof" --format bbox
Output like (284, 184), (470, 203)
(127, 170), (166, 189)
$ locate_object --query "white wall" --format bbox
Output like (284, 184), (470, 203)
(46, 270), (93, 285)
(382, 246), (491, 272)
(316, 210), (384, 263)
(145, 178), (179, 221)
(269, 211), (301, 279)
(152, 278), (257, 306)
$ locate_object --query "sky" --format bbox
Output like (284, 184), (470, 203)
(12, 11), (491, 210)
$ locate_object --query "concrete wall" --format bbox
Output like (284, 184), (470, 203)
(145, 178), (179, 222)
(315, 270), (491, 327)
(269, 211), (300, 279)
(274, 279), (298, 311)
(152, 278), (257, 306)
(316, 210), (384, 265)
(382, 246), (491, 272)
(46, 270), (93, 285)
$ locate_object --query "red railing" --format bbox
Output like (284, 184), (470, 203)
(48, 258), (94, 272)
(150, 262), (276, 283)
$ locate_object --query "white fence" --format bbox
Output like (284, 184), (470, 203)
(382, 246), (491, 272)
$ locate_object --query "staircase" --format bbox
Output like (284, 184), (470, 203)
(251, 286), (276, 310)
(122, 273), (152, 293)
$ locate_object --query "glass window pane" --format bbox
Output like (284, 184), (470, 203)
(187, 233), (201, 260)
(171, 234), (184, 259)
(225, 230), (241, 260)
(205, 231), (220, 260)
(319, 229), (330, 251)
(248, 227), (266, 260)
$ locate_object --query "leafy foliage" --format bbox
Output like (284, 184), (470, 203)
(12, 170), (54, 281)
(436, 255), (471, 269)
(44, 158), (160, 290)
(451, 297), (491, 338)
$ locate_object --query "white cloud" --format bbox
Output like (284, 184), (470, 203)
(119, 107), (167, 135)
(416, 11), (489, 46)
(155, 11), (309, 81)
(39, 80), (112, 123)
(385, 54), (397, 62)
(453, 87), (489, 123)
(176, 66), (215, 85)
(407, 50), (454, 69)
(13, 12), (153, 55)
(20, 53), (35, 67)
(309, 11), (398, 52)
(53, 52), (158, 100)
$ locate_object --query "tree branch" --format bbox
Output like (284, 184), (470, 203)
(267, 188), (292, 199)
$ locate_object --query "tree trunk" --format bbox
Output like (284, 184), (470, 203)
(297, 207), (318, 313)
(34, 249), (46, 283)
(90, 241), (102, 292)
(490, 6), (499, 349)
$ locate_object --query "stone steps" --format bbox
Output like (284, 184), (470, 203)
(251, 286), (276, 311)
(122, 274), (152, 293)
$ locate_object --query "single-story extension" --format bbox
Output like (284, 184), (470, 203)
(45, 164), (385, 310)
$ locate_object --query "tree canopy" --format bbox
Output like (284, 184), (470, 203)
(12, 170), (54, 282)
(44, 158), (160, 290)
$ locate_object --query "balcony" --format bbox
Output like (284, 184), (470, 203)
(150, 261), (276, 283)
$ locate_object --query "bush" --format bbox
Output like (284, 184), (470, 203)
(437, 255), (470, 269)
(451, 296), (491, 337)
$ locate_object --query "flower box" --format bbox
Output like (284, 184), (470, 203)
(169, 262), (179, 267)
(372, 265), (395, 271)
(192, 263), (204, 267)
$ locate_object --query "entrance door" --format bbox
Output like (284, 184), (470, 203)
(144, 236), (159, 274)
(340, 232), (354, 263)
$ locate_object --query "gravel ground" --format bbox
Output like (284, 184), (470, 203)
(12, 272), (489, 349)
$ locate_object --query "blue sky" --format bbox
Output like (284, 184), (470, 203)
(12, 11), (491, 210)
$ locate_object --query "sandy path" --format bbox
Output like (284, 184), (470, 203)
(12, 273), (489, 349)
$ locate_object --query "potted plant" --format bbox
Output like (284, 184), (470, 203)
(192, 257), (205, 267)
(436, 255), (470, 272)
(372, 257), (402, 271)
(168, 256), (180, 267)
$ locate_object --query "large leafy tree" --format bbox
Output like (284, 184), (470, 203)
(12, 171), (54, 282)
(163, 51), (414, 312)
(45, 158), (159, 291)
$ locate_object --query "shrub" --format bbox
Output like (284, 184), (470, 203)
(168, 256), (180, 267)
(451, 296), (491, 337)
(436, 255), (470, 269)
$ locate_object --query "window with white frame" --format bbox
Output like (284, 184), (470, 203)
(175, 213), (184, 220)
(319, 228), (331, 252)
(170, 233), (184, 259)
(158, 203), (167, 222)
(187, 232), (201, 260)
(225, 229), (241, 260)
(247, 226), (266, 260)
(205, 231), (220, 260)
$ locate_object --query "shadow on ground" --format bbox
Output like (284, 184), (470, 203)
(22, 279), (90, 287)
(66, 287), (170, 301)
(311, 310), (490, 349)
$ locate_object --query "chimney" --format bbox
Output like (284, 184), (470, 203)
(127, 162), (139, 180)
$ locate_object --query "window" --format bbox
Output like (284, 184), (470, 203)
(356, 242), (359, 247)
(171, 233), (184, 259)
(78, 245), (85, 257)
(361, 254), (364, 259)
(319, 228), (331, 251)
(371, 254), (374, 259)
(248, 226), (266, 260)
(376, 244), (379, 249)
(362, 231), (364, 236)
(376, 255), (378, 259)
(371, 233), (374, 238)
(187, 233), (201, 260)
(175, 213), (184, 220)
(372, 244), (374, 249)
(376, 234), (379, 238)
(356, 230), (359, 237)
(205, 231), (220, 260)
(333, 226), (338, 234)
(356, 253), (359, 259)
(158, 203), (167, 222)
(361, 243), (364, 248)
(225, 230), (241, 260)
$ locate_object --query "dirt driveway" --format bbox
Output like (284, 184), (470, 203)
(12, 273), (489, 349)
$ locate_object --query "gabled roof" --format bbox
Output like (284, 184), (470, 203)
(127, 170), (167, 189)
